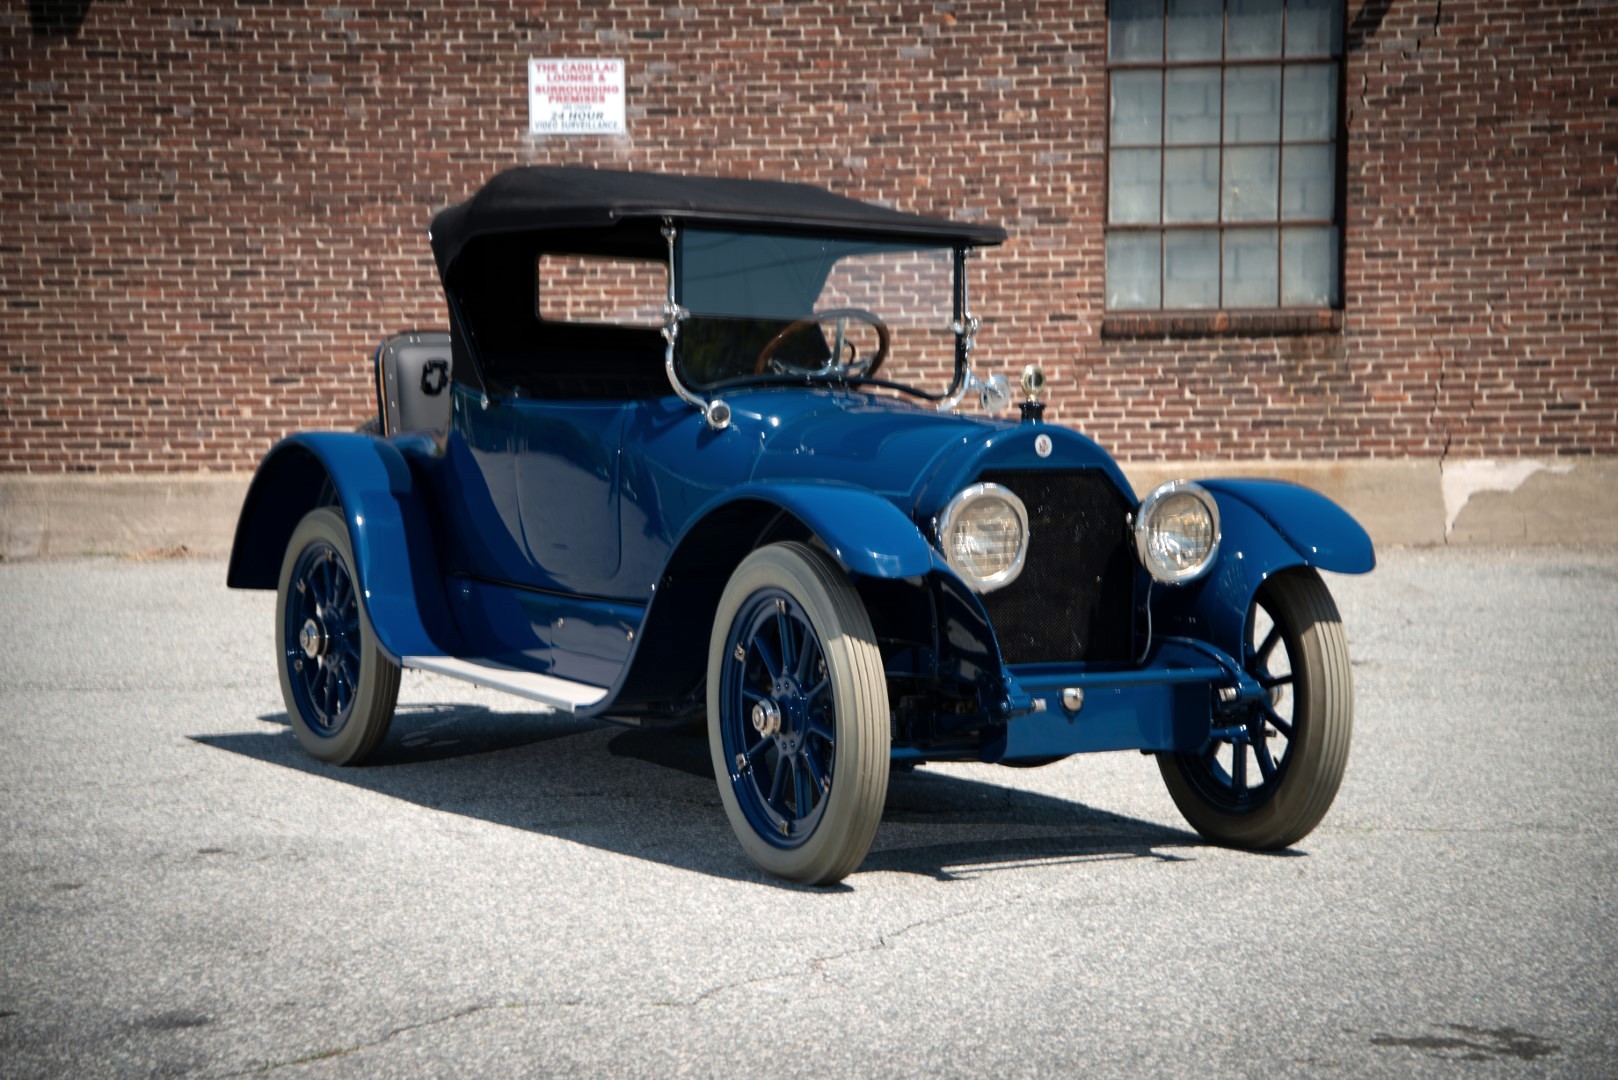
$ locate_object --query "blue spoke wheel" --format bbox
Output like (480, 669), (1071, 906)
(1159, 567), (1353, 850)
(275, 507), (400, 765)
(708, 542), (889, 884)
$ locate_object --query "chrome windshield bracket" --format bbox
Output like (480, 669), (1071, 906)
(939, 247), (999, 413)
(660, 220), (730, 431)
(938, 314), (1008, 413)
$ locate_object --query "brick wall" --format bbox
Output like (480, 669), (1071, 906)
(2, 0), (1613, 473)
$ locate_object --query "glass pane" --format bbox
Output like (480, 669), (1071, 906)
(1224, 66), (1281, 142)
(1166, 0), (1222, 61)
(1284, 64), (1338, 140)
(1282, 227), (1341, 306)
(1165, 148), (1220, 222)
(1223, 146), (1279, 221)
(1110, 0), (1164, 62)
(1165, 230), (1220, 308)
(1282, 144), (1335, 219)
(1107, 232), (1162, 309)
(1165, 67), (1221, 144)
(682, 232), (951, 321)
(1287, 0), (1344, 56)
(1224, 228), (1279, 307)
(1111, 70), (1163, 147)
(1110, 149), (1163, 224)
(1227, 0), (1282, 59)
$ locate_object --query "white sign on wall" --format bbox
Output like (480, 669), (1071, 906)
(528, 58), (626, 136)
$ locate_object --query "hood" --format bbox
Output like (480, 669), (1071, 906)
(730, 390), (994, 504)
(724, 389), (1134, 516)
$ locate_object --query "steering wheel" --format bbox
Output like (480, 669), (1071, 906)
(753, 307), (891, 378)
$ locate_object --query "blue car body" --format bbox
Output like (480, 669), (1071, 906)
(229, 370), (1372, 760)
(228, 166), (1372, 881)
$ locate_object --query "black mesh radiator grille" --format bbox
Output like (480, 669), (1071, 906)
(975, 469), (1138, 665)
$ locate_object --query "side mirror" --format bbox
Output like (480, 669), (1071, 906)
(978, 373), (1011, 413)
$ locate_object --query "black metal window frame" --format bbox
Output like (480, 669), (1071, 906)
(1104, 0), (1348, 314)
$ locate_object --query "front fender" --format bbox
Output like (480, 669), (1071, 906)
(1153, 480), (1373, 660)
(599, 480), (937, 714)
(1200, 478), (1375, 574)
(690, 480), (936, 579)
(225, 432), (457, 661)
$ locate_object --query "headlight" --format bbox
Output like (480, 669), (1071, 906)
(938, 483), (1029, 592)
(1134, 481), (1220, 585)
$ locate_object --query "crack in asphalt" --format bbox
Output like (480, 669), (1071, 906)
(1370, 1023), (1559, 1063)
(226, 914), (1068, 1079)
(220, 1002), (564, 1076)
(671, 902), (1006, 1009)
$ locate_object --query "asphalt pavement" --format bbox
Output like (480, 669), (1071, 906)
(1, 547), (1614, 1077)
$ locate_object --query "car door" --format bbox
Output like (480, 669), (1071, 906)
(426, 248), (663, 679)
(511, 398), (626, 594)
(437, 393), (628, 596)
(430, 381), (637, 682)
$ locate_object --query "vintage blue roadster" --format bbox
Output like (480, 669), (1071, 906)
(228, 166), (1373, 884)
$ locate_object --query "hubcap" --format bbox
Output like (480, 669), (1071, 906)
(751, 697), (782, 737)
(299, 618), (326, 659)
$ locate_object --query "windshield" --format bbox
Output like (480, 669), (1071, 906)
(677, 228), (959, 398)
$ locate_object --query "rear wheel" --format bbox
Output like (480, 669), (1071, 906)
(275, 507), (400, 765)
(1158, 568), (1352, 849)
(707, 543), (890, 884)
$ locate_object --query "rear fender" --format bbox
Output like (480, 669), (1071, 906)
(1152, 480), (1373, 659)
(225, 432), (457, 661)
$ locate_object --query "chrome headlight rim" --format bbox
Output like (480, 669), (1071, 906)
(938, 482), (1030, 593)
(1134, 480), (1221, 586)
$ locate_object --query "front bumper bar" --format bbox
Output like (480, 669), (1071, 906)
(983, 637), (1260, 763)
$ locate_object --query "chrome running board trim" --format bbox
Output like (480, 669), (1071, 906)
(401, 655), (609, 713)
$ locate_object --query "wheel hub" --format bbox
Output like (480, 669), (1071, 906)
(751, 697), (782, 738)
(298, 618), (327, 660)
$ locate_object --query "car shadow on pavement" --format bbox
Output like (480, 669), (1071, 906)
(195, 701), (1206, 887)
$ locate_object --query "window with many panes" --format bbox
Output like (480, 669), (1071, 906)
(1106, 0), (1344, 312)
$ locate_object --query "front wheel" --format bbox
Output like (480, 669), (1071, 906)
(1158, 567), (1353, 849)
(707, 542), (890, 884)
(275, 507), (400, 765)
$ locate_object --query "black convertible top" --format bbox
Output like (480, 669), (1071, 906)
(429, 166), (1006, 277)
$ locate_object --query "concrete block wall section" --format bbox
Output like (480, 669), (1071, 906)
(0, 475), (249, 559)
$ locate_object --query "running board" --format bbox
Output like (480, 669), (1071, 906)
(400, 655), (609, 713)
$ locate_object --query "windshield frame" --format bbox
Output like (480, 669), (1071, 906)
(669, 225), (974, 404)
